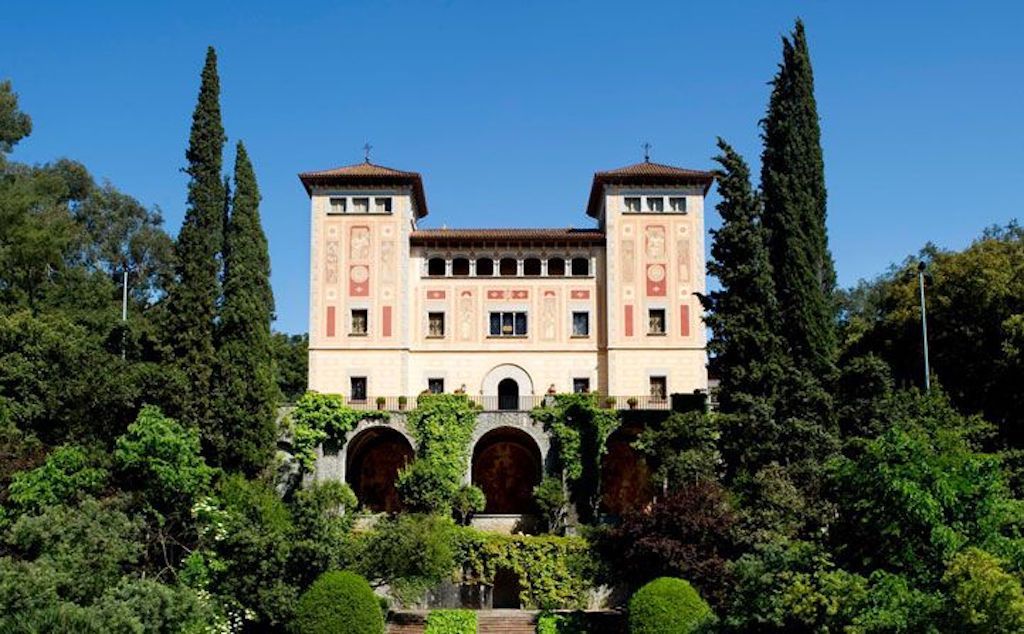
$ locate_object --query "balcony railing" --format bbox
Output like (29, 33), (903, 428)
(343, 394), (677, 412)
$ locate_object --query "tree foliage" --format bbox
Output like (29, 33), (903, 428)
(212, 141), (277, 474)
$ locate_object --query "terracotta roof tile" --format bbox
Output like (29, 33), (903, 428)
(298, 161), (428, 217)
(587, 160), (715, 217)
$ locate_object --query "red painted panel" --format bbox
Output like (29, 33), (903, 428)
(624, 304), (634, 337)
(570, 289), (590, 300)
(487, 290), (506, 300)
(426, 290), (446, 300)
(680, 304), (690, 337)
(383, 306), (392, 337)
(349, 265), (369, 296)
(326, 306), (336, 337)
(511, 290), (529, 299)
(646, 263), (667, 296)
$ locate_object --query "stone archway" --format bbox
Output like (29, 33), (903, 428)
(472, 427), (542, 514)
(599, 428), (654, 516)
(345, 427), (414, 513)
(481, 364), (534, 411)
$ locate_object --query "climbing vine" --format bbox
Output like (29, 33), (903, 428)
(532, 393), (620, 522)
(455, 529), (600, 610)
(397, 394), (481, 514)
(288, 391), (384, 471)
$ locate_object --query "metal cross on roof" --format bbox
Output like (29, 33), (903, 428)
(363, 142), (373, 163)
(642, 142), (652, 163)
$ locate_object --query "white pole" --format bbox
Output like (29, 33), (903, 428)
(121, 269), (128, 360)
(918, 262), (930, 392)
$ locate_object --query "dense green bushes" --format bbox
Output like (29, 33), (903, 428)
(397, 394), (479, 515)
(628, 577), (712, 634)
(424, 609), (476, 634)
(291, 571), (384, 634)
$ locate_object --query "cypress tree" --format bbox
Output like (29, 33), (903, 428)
(760, 19), (837, 380)
(703, 138), (786, 414)
(214, 141), (277, 474)
(166, 46), (226, 429)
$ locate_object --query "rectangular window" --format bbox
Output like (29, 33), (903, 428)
(428, 312), (445, 337)
(351, 309), (368, 335)
(669, 196), (687, 212)
(573, 378), (590, 393)
(352, 197), (369, 213)
(428, 378), (444, 394)
(328, 197), (347, 214)
(351, 377), (367, 402)
(647, 196), (664, 212)
(572, 311), (590, 337)
(374, 197), (392, 213)
(648, 308), (666, 335)
(624, 197), (641, 212)
(649, 376), (667, 400)
(489, 311), (527, 337)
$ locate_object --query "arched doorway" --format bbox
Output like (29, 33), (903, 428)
(472, 427), (542, 514)
(481, 364), (534, 412)
(600, 429), (654, 516)
(498, 378), (519, 411)
(346, 427), (414, 513)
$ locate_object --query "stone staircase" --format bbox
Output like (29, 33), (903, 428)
(387, 609), (625, 633)
(477, 609), (536, 634)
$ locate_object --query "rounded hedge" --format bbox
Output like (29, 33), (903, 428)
(291, 571), (384, 634)
(628, 577), (712, 634)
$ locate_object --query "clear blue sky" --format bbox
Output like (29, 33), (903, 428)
(3, 1), (1021, 334)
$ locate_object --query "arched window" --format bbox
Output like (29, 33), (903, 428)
(499, 257), (518, 277)
(523, 258), (542, 276)
(476, 258), (494, 276)
(571, 257), (589, 276)
(547, 257), (565, 276)
(427, 257), (446, 276)
(452, 257), (470, 276)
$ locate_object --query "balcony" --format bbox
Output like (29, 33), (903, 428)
(343, 394), (684, 412)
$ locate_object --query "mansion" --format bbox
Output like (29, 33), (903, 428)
(300, 158), (712, 409)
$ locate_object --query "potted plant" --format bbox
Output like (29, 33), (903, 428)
(376, 396), (386, 411)
(398, 395), (407, 411)
(604, 396), (616, 409)
(627, 396), (639, 410)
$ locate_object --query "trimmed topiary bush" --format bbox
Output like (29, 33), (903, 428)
(291, 570), (384, 634)
(425, 609), (476, 634)
(628, 577), (711, 634)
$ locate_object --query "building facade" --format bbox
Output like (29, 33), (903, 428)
(300, 159), (713, 411)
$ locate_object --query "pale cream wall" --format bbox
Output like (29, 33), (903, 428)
(602, 186), (708, 396)
(306, 180), (707, 402)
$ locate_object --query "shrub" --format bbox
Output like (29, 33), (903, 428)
(291, 571), (384, 634)
(537, 612), (586, 633)
(944, 548), (1024, 632)
(357, 514), (458, 605)
(425, 609), (476, 634)
(533, 477), (568, 534)
(628, 577), (712, 634)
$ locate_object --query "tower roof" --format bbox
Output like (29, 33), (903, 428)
(298, 161), (429, 217)
(586, 161), (715, 217)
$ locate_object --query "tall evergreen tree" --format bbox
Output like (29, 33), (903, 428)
(703, 138), (786, 415)
(165, 47), (226, 429)
(213, 141), (277, 474)
(760, 19), (837, 380)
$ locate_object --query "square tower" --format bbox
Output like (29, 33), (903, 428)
(299, 162), (428, 400)
(587, 161), (714, 402)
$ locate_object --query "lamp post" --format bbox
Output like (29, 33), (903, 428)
(917, 261), (930, 392)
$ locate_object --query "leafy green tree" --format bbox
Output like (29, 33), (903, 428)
(114, 406), (215, 511)
(703, 138), (786, 414)
(760, 19), (837, 380)
(633, 411), (720, 490)
(212, 142), (277, 474)
(164, 46), (227, 430)
(7, 445), (109, 517)
(272, 332), (309, 402)
(0, 79), (31, 161)
(843, 224), (1024, 448)
(943, 548), (1024, 632)
(829, 390), (1024, 583)
(356, 513), (458, 604)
